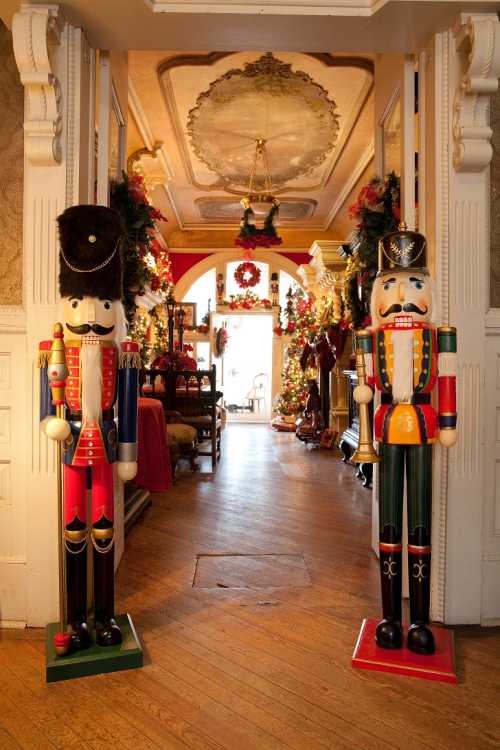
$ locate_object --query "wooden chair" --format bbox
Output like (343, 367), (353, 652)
(170, 365), (222, 468)
(140, 365), (222, 468)
(140, 369), (199, 473)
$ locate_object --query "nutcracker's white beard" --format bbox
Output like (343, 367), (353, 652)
(58, 299), (128, 423)
(81, 341), (102, 423)
(391, 330), (414, 402)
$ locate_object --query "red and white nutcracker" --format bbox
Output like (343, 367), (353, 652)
(39, 205), (139, 655)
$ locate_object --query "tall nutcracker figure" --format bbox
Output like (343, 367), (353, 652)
(39, 205), (139, 653)
(354, 223), (457, 655)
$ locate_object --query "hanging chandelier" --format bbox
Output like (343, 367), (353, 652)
(242, 138), (278, 215)
(235, 138), (282, 252)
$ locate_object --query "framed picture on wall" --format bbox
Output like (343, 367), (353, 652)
(175, 302), (197, 330)
(380, 89), (401, 177)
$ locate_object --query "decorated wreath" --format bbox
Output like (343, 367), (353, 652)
(234, 261), (261, 289)
(215, 327), (229, 357)
(235, 201), (282, 250)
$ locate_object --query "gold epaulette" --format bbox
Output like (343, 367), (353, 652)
(38, 340), (52, 368)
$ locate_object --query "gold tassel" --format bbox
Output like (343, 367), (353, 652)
(119, 351), (141, 369)
(37, 350), (49, 368)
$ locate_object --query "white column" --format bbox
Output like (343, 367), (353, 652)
(425, 14), (500, 624)
(12, 4), (95, 626)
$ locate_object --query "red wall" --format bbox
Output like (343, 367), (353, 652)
(171, 251), (311, 286)
(170, 253), (212, 284)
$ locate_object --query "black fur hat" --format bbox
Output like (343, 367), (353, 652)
(57, 205), (124, 300)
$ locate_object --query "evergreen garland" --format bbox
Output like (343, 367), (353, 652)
(110, 173), (171, 323)
(235, 202), (282, 250)
(343, 171), (401, 327)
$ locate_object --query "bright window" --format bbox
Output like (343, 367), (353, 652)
(182, 268), (216, 325)
(226, 260), (269, 299)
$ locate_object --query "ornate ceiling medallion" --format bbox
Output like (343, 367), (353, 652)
(187, 53), (340, 193)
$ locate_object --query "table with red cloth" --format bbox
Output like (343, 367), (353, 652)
(135, 397), (172, 492)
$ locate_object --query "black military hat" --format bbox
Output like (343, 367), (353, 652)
(377, 221), (428, 276)
(57, 205), (124, 300)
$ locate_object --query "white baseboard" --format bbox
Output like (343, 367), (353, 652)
(0, 620), (27, 629)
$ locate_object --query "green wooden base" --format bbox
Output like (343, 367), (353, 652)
(46, 614), (143, 683)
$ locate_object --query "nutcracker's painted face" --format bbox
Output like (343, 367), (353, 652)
(371, 270), (433, 328)
(62, 295), (118, 339)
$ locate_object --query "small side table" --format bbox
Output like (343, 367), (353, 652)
(339, 369), (373, 488)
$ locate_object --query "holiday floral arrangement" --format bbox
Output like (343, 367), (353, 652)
(235, 202), (282, 250)
(222, 291), (272, 310)
(110, 173), (172, 322)
(234, 261), (261, 289)
(343, 171), (400, 328)
(151, 349), (197, 372)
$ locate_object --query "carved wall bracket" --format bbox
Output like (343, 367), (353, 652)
(127, 142), (170, 190)
(12, 4), (63, 166)
(453, 13), (500, 173)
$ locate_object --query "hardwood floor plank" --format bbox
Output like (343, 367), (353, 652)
(1, 425), (499, 750)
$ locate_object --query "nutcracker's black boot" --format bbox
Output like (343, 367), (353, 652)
(92, 520), (122, 647)
(376, 536), (403, 649)
(65, 522), (90, 650)
(407, 533), (435, 655)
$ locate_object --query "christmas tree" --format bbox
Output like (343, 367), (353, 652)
(273, 288), (318, 419)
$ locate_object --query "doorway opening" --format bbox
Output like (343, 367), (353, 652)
(221, 314), (273, 423)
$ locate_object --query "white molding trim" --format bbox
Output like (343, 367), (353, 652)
(12, 3), (63, 166)
(128, 76), (174, 183)
(430, 31), (450, 624)
(144, 0), (390, 16)
(0, 306), (27, 334)
(453, 13), (500, 172)
(324, 140), (374, 229)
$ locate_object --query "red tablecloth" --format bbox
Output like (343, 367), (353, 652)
(135, 397), (172, 492)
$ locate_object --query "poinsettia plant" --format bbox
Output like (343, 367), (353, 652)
(343, 171), (401, 328)
(151, 350), (197, 371)
(348, 171), (400, 267)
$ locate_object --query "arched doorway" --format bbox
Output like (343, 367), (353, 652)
(174, 251), (305, 422)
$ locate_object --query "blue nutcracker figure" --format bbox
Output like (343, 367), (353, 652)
(39, 205), (139, 654)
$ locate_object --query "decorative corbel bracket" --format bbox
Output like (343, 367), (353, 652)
(12, 4), (63, 166)
(127, 142), (170, 191)
(453, 13), (500, 173)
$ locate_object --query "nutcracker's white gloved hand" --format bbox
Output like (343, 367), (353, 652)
(439, 429), (457, 448)
(117, 461), (138, 482)
(353, 384), (373, 404)
(44, 417), (71, 442)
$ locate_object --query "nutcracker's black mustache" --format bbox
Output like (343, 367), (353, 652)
(380, 303), (428, 318)
(66, 323), (115, 335)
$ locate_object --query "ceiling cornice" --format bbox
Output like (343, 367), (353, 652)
(325, 138), (374, 229)
(128, 76), (174, 182)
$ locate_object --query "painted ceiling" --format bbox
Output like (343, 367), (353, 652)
(128, 50), (375, 243)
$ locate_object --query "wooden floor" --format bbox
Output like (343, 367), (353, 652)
(1, 424), (500, 750)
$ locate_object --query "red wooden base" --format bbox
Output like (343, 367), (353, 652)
(352, 618), (457, 684)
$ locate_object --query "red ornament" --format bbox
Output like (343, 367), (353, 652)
(234, 261), (261, 289)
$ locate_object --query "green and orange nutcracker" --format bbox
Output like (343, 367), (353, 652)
(354, 222), (457, 655)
